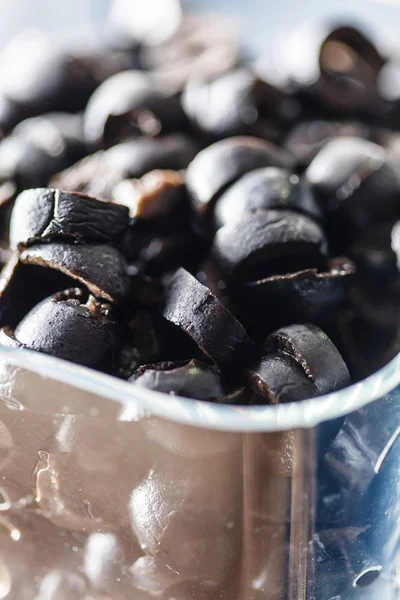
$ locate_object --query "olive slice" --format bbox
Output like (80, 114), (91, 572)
(162, 267), (252, 367)
(211, 209), (327, 284)
(20, 243), (129, 303)
(13, 289), (118, 372)
(213, 167), (322, 228)
(186, 136), (294, 215)
(51, 135), (198, 200)
(306, 137), (400, 230)
(266, 324), (350, 394)
(248, 351), (319, 404)
(182, 68), (297, 141)
(243, 257), (355, 327)
(10, 188), (129, 249)
(130, 359), (225, 401)
(83, 70), (185, 148)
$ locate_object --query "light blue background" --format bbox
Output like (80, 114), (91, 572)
(0, 0), (399, 56)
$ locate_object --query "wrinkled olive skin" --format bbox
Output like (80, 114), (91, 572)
(10, 188), (129, 249)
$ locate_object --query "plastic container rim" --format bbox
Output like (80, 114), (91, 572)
(0, 344), (399, 432)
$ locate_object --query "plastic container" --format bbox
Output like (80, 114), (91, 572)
(0, 1), (399, 599)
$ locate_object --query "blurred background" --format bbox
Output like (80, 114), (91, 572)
(0, 0), (400, 55)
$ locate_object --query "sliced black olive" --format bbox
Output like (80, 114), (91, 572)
(182, 68), (298, 141)
(306, 137), (400, 230)
(13, 112), (86, 166)
(0, 135), (67, 190)
(277, 23), (386, 116)
(266, 323), (350, 394)
(83, 70), (185, 149)
(213, 167), (322, 228)
(162, 267), (252, 367)
(12, 289), (118, 371)
(248, 351), (319, 404)
(51, 135), (198, 200)
(242, 257), (356, 329)
(211, 209), (327, 284)
(0, 32), (95, 115)
(130, 359), (225, 401)
(284, 120), (370, 169)
(186, 136), (294, 215)
(10, 188), (129, 249)
(19, 243), (129, 303)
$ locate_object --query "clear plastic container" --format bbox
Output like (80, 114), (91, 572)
(0, 1), (399, 599)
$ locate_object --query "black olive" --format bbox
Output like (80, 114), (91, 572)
(211, 209), (327, 284)
(130, 359), (226, 401)
(162, 267), (252, 368)
(51, 135), (198, 200)
(284, 120), (370, 169)
(19, 242), (129, 303)
(306, 137), (400, 231)
(242, 257), (356, 332)
(266, 323), (350, 394)
(13, 112), (86, 166)
(11, 289), (118, 372)
(10, 188), (129, 249)
(0, 32), (96, 116)
(83, 70), (185, 149)
(248, 351), (319, 403)
(186, 136), (294, 215)
(182, 67), (299, 141)
(213, 167), (322, 228)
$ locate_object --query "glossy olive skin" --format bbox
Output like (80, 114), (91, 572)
(51, 135), (198, 200)
(211, 209), (327, 284)
(0, 32), (97, 116)
(13, 290), (118, 372)
(306, 137), (400, 230)
(182, 68), (299, 141)
(13, 112), (87, 166)
(84, 70), (186, 149)
(213, 167), (322, 229)
(186, 136), (294, 215)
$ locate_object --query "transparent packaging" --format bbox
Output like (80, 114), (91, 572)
(0, 1), (399, 599)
